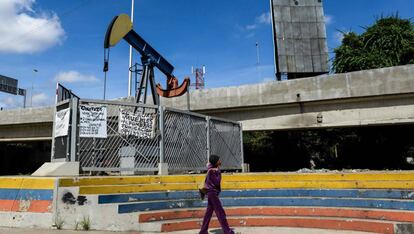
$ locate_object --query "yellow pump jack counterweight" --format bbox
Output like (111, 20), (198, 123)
(103, 14), (190, 105)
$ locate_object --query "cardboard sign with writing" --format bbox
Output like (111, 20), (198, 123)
(79, 105), (107, 138)
(119, 109), (155, 139)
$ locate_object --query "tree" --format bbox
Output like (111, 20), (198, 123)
(333, 15), (414, 73)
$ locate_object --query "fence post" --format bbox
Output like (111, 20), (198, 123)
(50, 104), (57, 161)
(239, 123), (248, 172)
(70, 97), (78, 162)
(158, 106), (168, 175)
(65, 98), (72, 161)
(206, 116), (211, 162)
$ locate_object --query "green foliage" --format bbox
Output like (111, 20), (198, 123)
(333, 15), (414, 73)
(53, 215), (64, 230)
(80, 216), (91, 231)
(243, 131), (274, 154)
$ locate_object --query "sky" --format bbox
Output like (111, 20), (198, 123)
(0, 0), (413, 109)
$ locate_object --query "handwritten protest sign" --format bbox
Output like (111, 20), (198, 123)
(79, 105), (107, 138)
(118, 109), (155, 139)
(55, 108), (70, 137)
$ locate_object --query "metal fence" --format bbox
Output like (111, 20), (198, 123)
(51, 98), (243, 173)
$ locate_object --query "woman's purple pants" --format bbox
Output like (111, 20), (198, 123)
(199, 191), (234, 234)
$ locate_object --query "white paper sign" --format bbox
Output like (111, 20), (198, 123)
(118, 109), (155, 139)
(79, 105), (107, 138)
(55, 108), (70, 137)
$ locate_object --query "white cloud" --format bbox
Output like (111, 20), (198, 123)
(31, 92), (49, 106)
(54, 70), (98, 83)
(0, 0), (65, 54)
(256, 12), (271, 25)
(243, 12), (272, 32)
(334, 31), (345, 43)
(0, 96), (20, 109)
(245, 24), (257, 30)
(324, 15), (334, 25)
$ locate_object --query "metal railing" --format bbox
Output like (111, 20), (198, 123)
(51, 98), (243, 174)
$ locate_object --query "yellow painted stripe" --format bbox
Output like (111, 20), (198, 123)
(60, 172), (414, 187)
(222, 172), (414, 182)
(0, 178), (55, 190)
(79, 183), (199, 194)
(222, 181), (414, 190)
(59, 175), (204, 187)
(79, 180), (414, 195)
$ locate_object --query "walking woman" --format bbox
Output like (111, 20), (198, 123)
(199, 155), (235, 234)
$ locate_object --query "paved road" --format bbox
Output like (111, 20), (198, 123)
(0, 227), (372, 234)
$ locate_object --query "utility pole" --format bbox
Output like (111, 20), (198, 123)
(127, 0), (135, 97)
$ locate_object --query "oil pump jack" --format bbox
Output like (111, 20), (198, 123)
(103, 14), (190, 105)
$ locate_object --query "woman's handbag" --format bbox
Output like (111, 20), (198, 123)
(198, 187), (208, 200)
(198, 169), (211, 200)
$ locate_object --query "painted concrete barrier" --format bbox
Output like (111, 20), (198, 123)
(2, 172), (414, 233)
(161, 217), (396, 233)
(139, 207), (414, 223)
(0, 177), (55, 229)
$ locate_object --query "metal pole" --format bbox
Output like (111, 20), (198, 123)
(66, 98), (72, 161)
(206, 116), (210, 162)
(239, 123), (245, 172)
(256, 42), (262, 80)
(159, 106), (165, 164)
(70, 98), (78, 162)
(128, 0), (135, 97)
(186, 82), (190, 110)
(103, 71), (107, 100)
(50, 103), (57, 161)
(23, 92), (26, 108)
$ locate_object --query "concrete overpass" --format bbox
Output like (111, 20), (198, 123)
(163, 65), (414, 131)
(1, 65), (414, 142)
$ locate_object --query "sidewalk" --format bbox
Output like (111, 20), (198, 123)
(0, 227), (372, 234)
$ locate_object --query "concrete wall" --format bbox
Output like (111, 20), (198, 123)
(0, 107), (53, 142)
(0, 107), (53, 125)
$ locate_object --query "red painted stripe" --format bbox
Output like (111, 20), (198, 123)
(26, 200), (52, 213)
(161, 217), (394, 234)
(0, 200), (16, 212)
(0, 200), (52, 213)
(140, 207), (414, 223)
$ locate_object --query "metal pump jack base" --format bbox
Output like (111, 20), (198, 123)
(136, 58), (160, 105)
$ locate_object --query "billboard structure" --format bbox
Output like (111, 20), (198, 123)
(270, 0), (329, 80)
(0, 74), (26, 107)
(0, 75), (18, 95)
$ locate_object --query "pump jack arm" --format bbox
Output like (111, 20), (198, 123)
(103, 14), (189, 104)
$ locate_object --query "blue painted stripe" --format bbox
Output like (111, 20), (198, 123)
(0, 189), (53, 200)
(100, 189), (414, 204)
(118, 197), (414, 213)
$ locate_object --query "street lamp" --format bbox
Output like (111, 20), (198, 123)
(31, 69), (38, 107)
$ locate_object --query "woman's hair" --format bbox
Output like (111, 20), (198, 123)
(209, 154), (220, 167)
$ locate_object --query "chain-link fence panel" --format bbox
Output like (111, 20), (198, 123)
(54, 98), (244, 174)
(163, 108), (208, 171)
(78, 100), (159, 172)
(209, 118), (243, 170)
